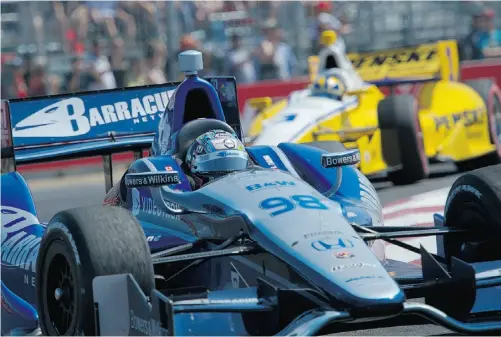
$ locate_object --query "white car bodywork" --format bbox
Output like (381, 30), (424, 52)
(244, 41), (372, 143)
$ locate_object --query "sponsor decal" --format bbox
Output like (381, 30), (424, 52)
(13, 91), (173, 138)
(217, 151), (240, 157)
(333, 263), (377, 272)
(223, 138), (236, 149)
(195, 145), (205, 154)
(125, 172), (180, 188)
(214, 131), (231, 138)
(245, 180), (296, 192)
(129, 310), (169, 336)
(165, 166), (173, 171)
(263, 155), (277, 169)
(349, 46), (437, 69)
(146, 235), (161, 242)
(131, 189), (181, 220)
(219, 82), (236, 102)
(445, 184), (482, 214)
(303, 230), (343, 239)
(1, 206), (43, 287)
(311, 237), (355, 251)
(433, 108), (485, 131)
(346, 211), (357, 218)
(346, 275), (383, 283)
(321, 150), (361, 168)
(335, 251), (354, 259)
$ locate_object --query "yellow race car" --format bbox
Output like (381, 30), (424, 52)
(246, 31), (501, 185)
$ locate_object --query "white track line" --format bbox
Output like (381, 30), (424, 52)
(382, 187), (450, 263)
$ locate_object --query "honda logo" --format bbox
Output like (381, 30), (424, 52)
(311, 237), (354, 251)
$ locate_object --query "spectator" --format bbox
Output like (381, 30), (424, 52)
(119, 2), (158, 46)
(11, 58), (28, 98)
(310, 1), (349, 55)
(460, 12), (485, 60)
(64, 57), (93, 93)
(165, 34), (201, 79)
(226, 34), (257, 84)
(477, 9), (501, 59)
(256, 19), (297, 81)
(127, 57), (147, 87)
(109, 37), (127, 88)
(85, 39), (117, 90)
(47, 74), (62, 95)
(145, 42), (167, 85)
(27, 65), (47, 97)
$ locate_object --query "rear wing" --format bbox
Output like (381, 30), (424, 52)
(4, 77), (241, 166)
(308, 40), (460, 87)
(6, 84), (176, 166)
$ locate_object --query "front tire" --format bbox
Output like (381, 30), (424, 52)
(378, 95), (429, 185)
(443, 164), (501, 263)
(36, 206), (154, 336)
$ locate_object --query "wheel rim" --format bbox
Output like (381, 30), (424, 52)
(44, 251), (76, 335)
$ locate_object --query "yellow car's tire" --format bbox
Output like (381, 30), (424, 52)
(455, 79), (501, 172)
(378, 94), (429, 185)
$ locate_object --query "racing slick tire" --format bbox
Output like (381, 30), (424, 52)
(455, 79), (501, 172)
(302, 140), (347, 153)
(378, 94), (429, 185)
(443, 164), (501, 263)
(36, 206), (154, 336)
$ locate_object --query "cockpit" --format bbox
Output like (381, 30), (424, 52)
(315, 30), (366, 92)
(152, 51), (243, 157)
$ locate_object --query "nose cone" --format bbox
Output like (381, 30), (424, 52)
(289, 216), (405, 311)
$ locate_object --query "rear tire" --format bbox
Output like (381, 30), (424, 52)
(378, 95), (429, 185)
(455, 79), (501, 172)
(36, 206), (154, 336)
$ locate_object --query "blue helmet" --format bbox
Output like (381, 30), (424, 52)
(185, 130), (249, 178)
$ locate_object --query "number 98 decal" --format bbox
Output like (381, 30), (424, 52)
(259, 195), (328, 217)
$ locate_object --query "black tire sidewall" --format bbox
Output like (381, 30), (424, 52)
(379, 95), (428, 184)
(37, 224), (94, 336)
(36, 206), (154, 336)
(443, 169), (501, 262)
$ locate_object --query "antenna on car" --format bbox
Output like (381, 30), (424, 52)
(178, 50), (203, 78)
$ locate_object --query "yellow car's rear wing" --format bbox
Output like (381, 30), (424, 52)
(309, 40), (460, 86)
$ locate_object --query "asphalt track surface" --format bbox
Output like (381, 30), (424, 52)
(23, 162), (462, 336)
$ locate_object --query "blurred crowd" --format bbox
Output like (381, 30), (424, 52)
(1, 1), (500, 100)
(460, 7), (501, 60)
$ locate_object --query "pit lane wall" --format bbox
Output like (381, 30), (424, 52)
(18, 58), (501, 173)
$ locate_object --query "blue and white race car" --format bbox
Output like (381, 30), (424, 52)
(3, 51), (501, 336)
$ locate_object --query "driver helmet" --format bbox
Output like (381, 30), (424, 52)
(311, 73), (346, 100)
(185, 130), (249, 181)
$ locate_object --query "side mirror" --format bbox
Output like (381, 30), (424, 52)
(248, 97), (272, 112)
(321, 149), (360, 168)
(125, 171), (180, 188)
